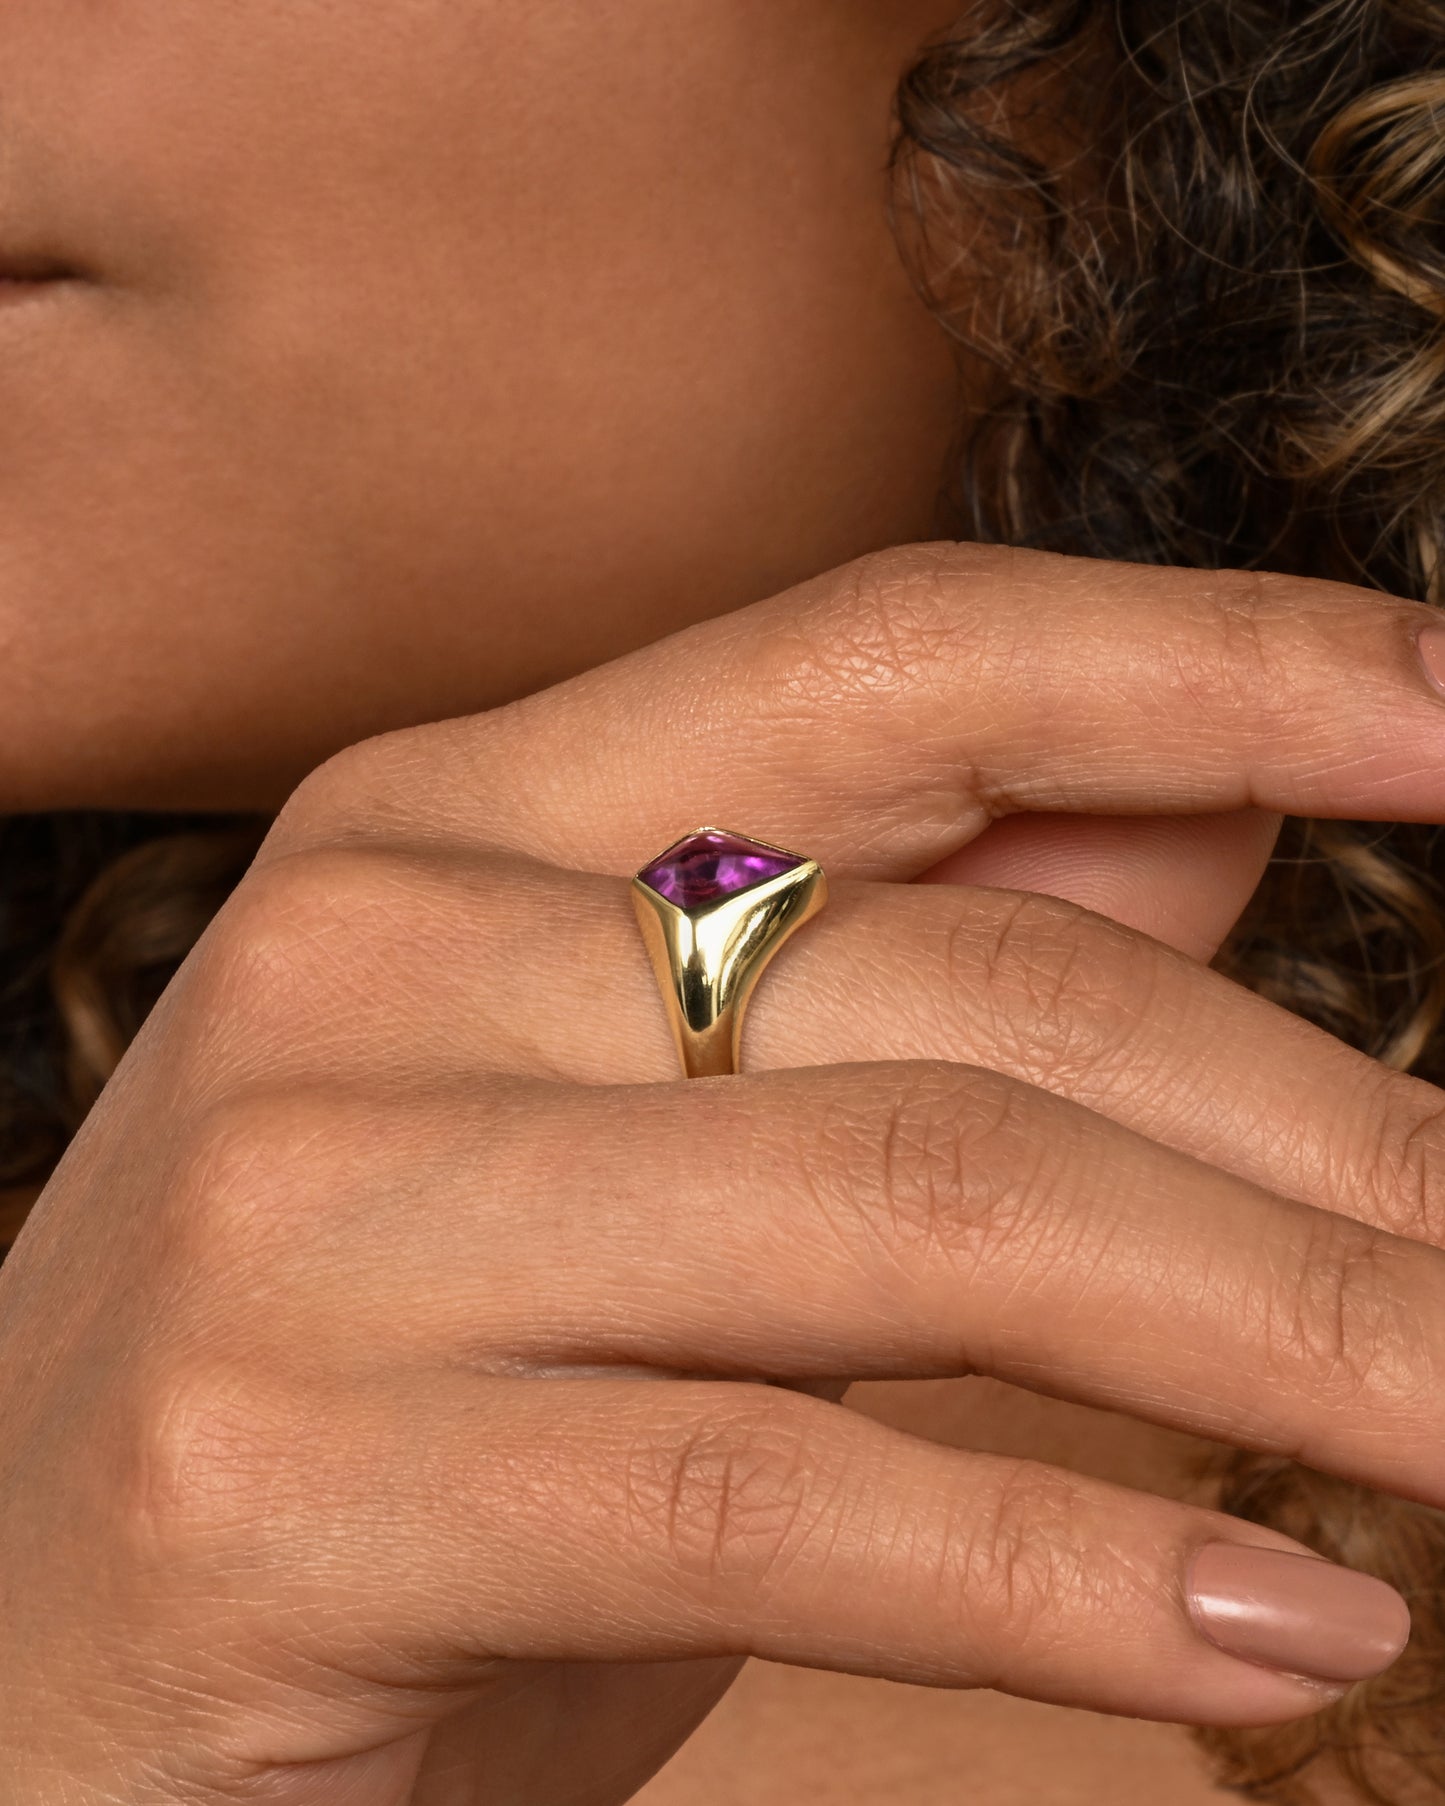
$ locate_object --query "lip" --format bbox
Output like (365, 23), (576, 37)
(0, 251), (84, 305)
(0, 274), (59, 299)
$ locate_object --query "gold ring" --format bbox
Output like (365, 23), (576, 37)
(631, 829), (828, 1078)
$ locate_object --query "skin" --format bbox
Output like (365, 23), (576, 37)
(3, 545), (1444, 1806)
(1, 3), (1433, 1803)
(0, 0), (1282, 1009)
(0, 0), (965, 811)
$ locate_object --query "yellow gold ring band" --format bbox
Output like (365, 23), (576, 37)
(631, 828), (828, 1079)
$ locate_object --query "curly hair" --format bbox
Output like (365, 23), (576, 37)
(893, 1), (1445, 1798)
(1, 1), (1444, 1799)
(0, 813), (269, 1241)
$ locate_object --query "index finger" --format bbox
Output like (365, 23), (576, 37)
(286, 542), (1445, 877)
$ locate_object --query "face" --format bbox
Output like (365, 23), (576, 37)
(1, 0), (965, 811)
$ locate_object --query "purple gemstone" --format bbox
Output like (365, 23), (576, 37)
(638, 831), (804, 908)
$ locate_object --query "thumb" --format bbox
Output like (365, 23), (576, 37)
(915, 808), (1284, 963)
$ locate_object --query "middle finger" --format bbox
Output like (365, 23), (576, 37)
(201, 842), (1445, 1252)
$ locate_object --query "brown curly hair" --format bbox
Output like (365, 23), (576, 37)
(893, 1), (1445, 1798)
(0, 813), (269, 1241)
(2, 1), (1444, 1798)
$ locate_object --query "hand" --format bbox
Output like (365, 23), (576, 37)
(921, 799), (1286, 960)
(7, 544), (1445, 1806)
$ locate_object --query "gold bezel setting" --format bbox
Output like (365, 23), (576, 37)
(631, 828), (827, 1078)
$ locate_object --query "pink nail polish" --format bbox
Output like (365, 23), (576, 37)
(1186, 1543), (1411, 1684)
(1415, 622), (1445, 698)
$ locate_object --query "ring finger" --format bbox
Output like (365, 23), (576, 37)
(195, 843), (1445, 1255)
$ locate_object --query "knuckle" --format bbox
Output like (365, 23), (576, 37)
(825, 1065), (1069, 1286)
(965, 891), (1162, 1090)
(1362, 1079), (1445, 1245)
(1265, 1215), (1422, 1408)
(184, 843), (440, 1051)
(120, 1359), (318, 1567)
(950, 1461), (1089, 1662)
(264, 733), (402, 848)
(1187, 567), (1278, 701)
(1179, 566), (1381, 730)
(271, 717), (507, 852)
(1073, 563), (1285, 734)
(627, 1388), (831, 1604)
(159, 1087), (348, 1284)
(763, 544), (993, 729)
(186, 853), (343, 1024)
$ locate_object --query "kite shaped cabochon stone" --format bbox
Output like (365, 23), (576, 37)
(636, 831), (804, 909)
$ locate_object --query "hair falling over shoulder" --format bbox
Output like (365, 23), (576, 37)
(0, 2), (1443, 1797)
(895, 2), (1445, 1797)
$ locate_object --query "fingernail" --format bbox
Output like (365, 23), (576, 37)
(1187, 1543), (1411, 1685)
(1416, 622), (1445, 698)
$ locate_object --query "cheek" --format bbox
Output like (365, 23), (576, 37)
(0, 0), (962, 811)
